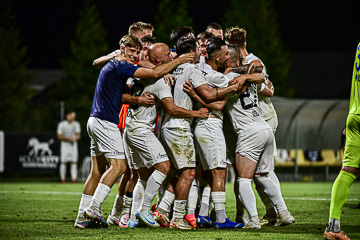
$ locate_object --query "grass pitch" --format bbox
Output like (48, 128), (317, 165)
(0, 181), (359, 239)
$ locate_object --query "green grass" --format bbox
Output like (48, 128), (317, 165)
(0, 182), (359, 239)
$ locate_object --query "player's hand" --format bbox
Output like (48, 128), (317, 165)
(164, 74), (176, 86)
(183, 80), (196, 98)
(197, 107), (209, 119)
(114, 53), (126, 62)
(223, 67), (232, 75)
(229, 75), (246, 86)
(138, 92), (155, 107)
(177, 53), (194, 63)
(249, 59), (263, 68)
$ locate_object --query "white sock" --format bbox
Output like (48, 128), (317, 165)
(211, 191), (227, 223)
(254, 178), (277, 217)
(237, 177), (258, 220)
(78, 194), (92, 218)
(158, 190), (175, 213)
(253, 175), (287, 213)
(70, 163), (78, 181)
(187, 179), (199, 215)
(172, 200), (187, 220)
(130, 179), (145, 220)
(60, 163), (66, 181)
(123, 195), (133, 215)
(234, 180), (245, 217)
(111, 194), (124, 217)
(268, 170), (281, 192)
(139, 170), (166, 212)
(157, 184), (165, 205)
(199, 186), (211, 216)
(90, 183), (111, 208)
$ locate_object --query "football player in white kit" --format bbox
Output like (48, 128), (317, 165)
(122, 43), (209, 228)
(223, 40), (294, 229)
(186, 38), (250, 229)
(225, 27), (294, 227)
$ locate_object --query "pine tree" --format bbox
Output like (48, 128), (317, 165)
(52, 0), (109, 134)
(222, 0), (293, 97)
(154, 0), (195, 46)
(0, 5), (33, 131)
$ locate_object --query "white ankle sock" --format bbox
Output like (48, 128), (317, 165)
(90, 183), (111, 208)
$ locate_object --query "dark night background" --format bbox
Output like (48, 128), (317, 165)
(5, 0), (360, 98)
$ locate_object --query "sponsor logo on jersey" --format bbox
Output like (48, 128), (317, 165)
(173, 67), (184, 75)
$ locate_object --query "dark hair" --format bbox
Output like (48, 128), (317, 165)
(141, 35), (156, 44)
(206, 22), (222, 31)
(66, 110), (75, 115)
(170, 26), (194, 48)
(196, 31), (215, 41)
(176, 36), (197, 56)
(207, 37), (226, 60)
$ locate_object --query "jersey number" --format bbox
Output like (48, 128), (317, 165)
(239, 87), (257, 110)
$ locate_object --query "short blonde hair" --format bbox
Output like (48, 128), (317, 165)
(128, 21), (154, 35)
(225, 27), (247, 48)
(119, 35), (143, 50)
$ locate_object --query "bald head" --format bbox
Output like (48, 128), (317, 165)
(148, 43), (173, 65)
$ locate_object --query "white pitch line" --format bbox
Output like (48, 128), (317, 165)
(0, 191), (358, 201)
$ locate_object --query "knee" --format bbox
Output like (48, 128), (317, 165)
(182, 168), (196, 180)
(155, 161), (171, 175)
(341, 166), (359, 176)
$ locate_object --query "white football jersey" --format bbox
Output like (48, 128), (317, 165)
(245, 53), (277, 121)
(225, 72), (270, 135)
(57, 120), (80, 161)
(125, 77), (172, 135)
(161, 62), (207, 130)
(198, 62), (229, 120)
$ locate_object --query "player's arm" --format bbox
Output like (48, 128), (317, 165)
(183, 80), (227, 111)
(194, 82), (239, 103)
(161, 97), (209, 119)
(133, 53), (193, 80)
(121, 84), (155, 107)
(57, 134), (77, 142)
(259, 80), (274, 97)
(93, 52), (125, 69)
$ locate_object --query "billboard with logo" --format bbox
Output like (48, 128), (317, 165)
(3, 132), (60, 175)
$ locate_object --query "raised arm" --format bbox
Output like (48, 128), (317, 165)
(93, 52), (125, 69)
(133, 53), (193, 79)
(161, 97), (209, 119)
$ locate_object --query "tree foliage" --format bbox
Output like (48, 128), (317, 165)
(52, 0), (109, 134)
(0, 5), (33, 131)
(221, 0), (294, 97)
(154, 0), (195, 46)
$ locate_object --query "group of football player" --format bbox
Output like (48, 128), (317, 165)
(73, 21), (295, 230)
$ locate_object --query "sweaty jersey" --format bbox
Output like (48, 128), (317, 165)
(349, 42), (360, 114)
(162, 62), (207, 130)
(125, 77), (172, 135)
(225, 72), (271, 135)
(90, 60), (139, 125)
(198, 62), (229, 120)
(245, 53), (277, 121)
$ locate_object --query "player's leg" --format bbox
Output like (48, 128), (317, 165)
(74, 154), (108, 228)
(84, 157), (127, 227)
(155, 177), (176, 227)
(107, 169), (130, 226)
(325, 114), (360, 240)
(185, 178), (199, 228)
(70, 161), (78, 183)
(235, 153), (260, 229)
(59, 162), (67, 183)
